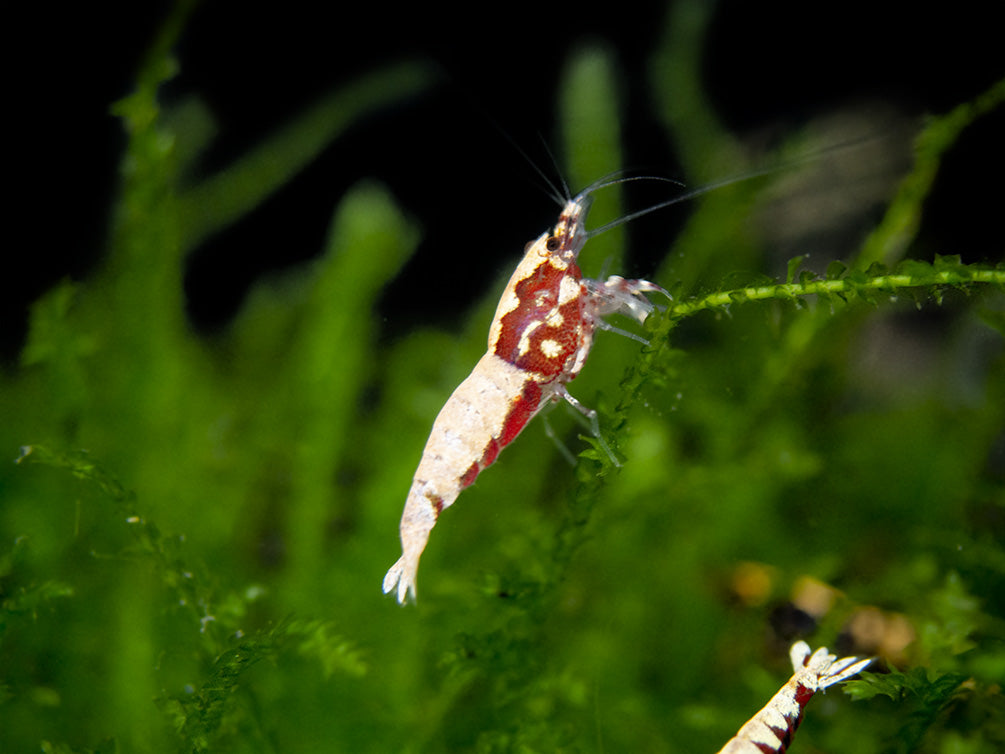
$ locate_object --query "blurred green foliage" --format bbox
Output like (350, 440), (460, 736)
(2, 2), (1004, 753)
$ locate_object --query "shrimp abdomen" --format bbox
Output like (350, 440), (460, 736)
(384, 352), (543, 603)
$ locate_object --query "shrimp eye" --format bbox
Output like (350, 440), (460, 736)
(546, 236), (561, 251)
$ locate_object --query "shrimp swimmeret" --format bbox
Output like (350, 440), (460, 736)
(382, 179), (669, 604)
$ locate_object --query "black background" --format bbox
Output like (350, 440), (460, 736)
(6, 0), (1002, 363)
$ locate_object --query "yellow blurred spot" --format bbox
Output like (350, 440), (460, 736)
(731, 561), (776, 606)
(847, 607), (915, 663)
(792, 576), (840, 619)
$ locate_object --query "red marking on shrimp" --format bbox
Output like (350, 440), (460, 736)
(494, 260), (584, 376)
(715, 642), (871, 753)
(481, 437), (501, 468)
(460, 463), (479, 489)
(382, 184), (671, 604)
(792, 682), (814, 707)
(500, 381), (542, 445)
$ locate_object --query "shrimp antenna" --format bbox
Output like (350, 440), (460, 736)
(451, 81), (568, 208)
(537, 134), (572, 204)
(585, 173), (753, 239)
(494, 128), (569, 207)
(579, 173), (685, 199)
(481, 116), (573, 207)
(585, 132), (887, 239)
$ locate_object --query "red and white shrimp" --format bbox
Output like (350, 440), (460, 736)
(716, 641), (872, 754)
(382, 182), (669, 604)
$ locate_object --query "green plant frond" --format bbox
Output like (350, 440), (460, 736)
(0, 578), (74, 623)
(16, 445), (131, 505)
(845, 666), (968, 704)
(663, 257), (1005, 322)
(176, 64), (434, 252)
(13, 446), (231, 644)
(157, 617), (364, 752)
(845, 668), (972, 753)
(856, 76), (1005, 269)
(286, 617), (367, 679)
